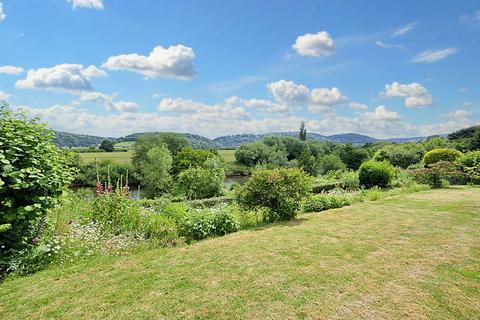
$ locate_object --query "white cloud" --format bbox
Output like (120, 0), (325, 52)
(0, 90), (10, 101)
(375, 41), (405, 49)
(0, 2), (6, 22)
(0, 65), (24, 75)
(77, 91), (139, 112)
(16, 64), (105, 93)
(292, 31), (334, 57)
(459, 11), (480, 28)
(411, 48), (458, 63)
(267, 80), (309, 105)
(385, 82), (433, 108)
(392, 23), (416, 37)
(363, 105), (401, 121)
(102, 45), (195, 80)
(69, 0), (104, 10)
(348, 102), (368, 110)
(82, 65), (107, 78)
(441, 109), (473, 119)
(268, 80), (349, 113)
(225, 97), (290, 114)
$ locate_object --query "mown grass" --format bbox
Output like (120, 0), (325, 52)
(79, 151), (133, 165)
(1, 187), (479, 319)
(79, 149), (236, 165)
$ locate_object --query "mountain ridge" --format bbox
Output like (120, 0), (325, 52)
(53, 130), (433, 149)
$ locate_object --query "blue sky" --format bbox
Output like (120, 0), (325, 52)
(0, 0), (479, 138)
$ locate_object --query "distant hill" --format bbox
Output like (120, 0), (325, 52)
(53, 130), (435, 149)
(53, 131), (118, 148)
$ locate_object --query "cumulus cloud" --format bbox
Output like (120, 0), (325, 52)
(0, 2), (6, 22)
(0, 65), (25, 75)
(77, 91), (139, 112)
(363, 105), (401, 121)
(348, 102), (368, 110)
(102, 45), (195, 80)
(411, 48), (458, 63)
(69, 0), (104, 10)
(267, 80), (349, 113)
(384, 82), (433, 108)
(441, 109), (473, 119)
(0, 90), (10, 101)
(392, 23), (416, 37)
(16, 64), (105, 93)
(292, 31), (334, 57)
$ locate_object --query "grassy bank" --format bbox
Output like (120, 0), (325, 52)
(1, 187), (479, 319)
(78, 149), (236, 165)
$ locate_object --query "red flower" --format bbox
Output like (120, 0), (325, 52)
(95, 180), (103, 197)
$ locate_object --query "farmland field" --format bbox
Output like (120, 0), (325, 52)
(79, 149), (236, 164)
(1, 187), (479, 319)
(78, 151), (133, 165)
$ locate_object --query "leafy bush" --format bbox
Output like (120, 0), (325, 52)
(373, 143), (424, 169)
(212, 208), (240, 236)
(298, 149), (318, 176)
(136, 145), (173, 198)
(73, 159), (137, 187)
(358, 160), (395, 188)
(172, 148), (221, 176)
(235, 168), (312, 221)
(410, 160), (467, 188)
(460, 151), (480, 184)
(173, 158), (225, 200)
(338, 144), (370, 170)
(176, 210), (215, 241)
(234, 140), (288, 167)
(139, 211), (178, 245)
(423, 148), (463, 166)
(302, 194), (351, 212)
(317, 154), (346, 175)
(0, 107), (74, 270)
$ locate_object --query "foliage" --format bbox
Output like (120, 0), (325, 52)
(73, 159), (137, 187)
(358, 160), (395, 188)
(338, 144), (370, 170)
(298, 149), (318, 175)
(173, 157), (225, 200)
(172, 148), (221, 176)
(299, 121), (307, 141)
(0, 107), (74, 270)
(423, 148), (463, 166)
(132, 133), (190, 168)
(373, 143), (424, 168)
(234, 140), (287, 167)
(136, 146), (173, 198)
(302, 194), (351, 213)
(235, 168), (312, 221)
(99, 140), (115, 152)
(410, 160), (467, 188)
(317, 154), (346, 175)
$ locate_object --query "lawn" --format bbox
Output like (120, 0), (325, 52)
(79, 149), (236, 165)
(78, 151), (133, 165)
(1, 187), (479, 319)
(218, 149), (235, 162)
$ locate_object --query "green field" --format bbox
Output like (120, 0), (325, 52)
(1, 187), (479, 319)
(79, 151), (133, 165)
(79, 149), (236, 165)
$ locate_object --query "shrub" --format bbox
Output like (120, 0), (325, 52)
(338, 145), (370, 170)
(358, 160), (395, 188)
(373, 143), (424, 169)
(136, 145), (173, 198)
(302, 194), (351, 212)
(298, 149), (318, 176)
(212, 208), (240, 236)
(423, 148), (463, 166)
(410, 160), (467, 188)
(140, 211), (178, 245)
(172, 148), (221, 176)
(460, 151), (480, 184)
(0, 107), (74, 270)
(176, 210), (215, 241)
(317, 154), (346, 175)
(173, 160), (225, 200)
(235, 168), (312, 221)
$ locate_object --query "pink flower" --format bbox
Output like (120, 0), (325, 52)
(95, 180), (103, 197)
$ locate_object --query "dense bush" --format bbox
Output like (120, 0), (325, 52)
(423, 148), (463, 166)
(358, 160), (395, 188)
(460, 151), (480, 184)
(173, 158), (225, 200)
(235, 141), (287, 167)
(73, 159), (137, 187)
(410, 160), (467, 188)
(317, 154), (346, 175)
(302, 194), (351, 213)
(235, 168), (312, 221)
(136, 146), (173, 198)
(373, 143), (424, 168)
(0, 107), (74, 270)
(172, 148), (221, 176)
(338, 144), (370, 170)
(298, 149), (318, 176)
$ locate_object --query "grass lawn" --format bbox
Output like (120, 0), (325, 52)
(218, 149), (235, 162)
(78, 151), (133, 165)
(1, 187), (479, 319)
(79, 149), (235, 165)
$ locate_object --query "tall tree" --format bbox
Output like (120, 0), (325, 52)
(99, 139), (115, 152)
(299, 122), (307, 141)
